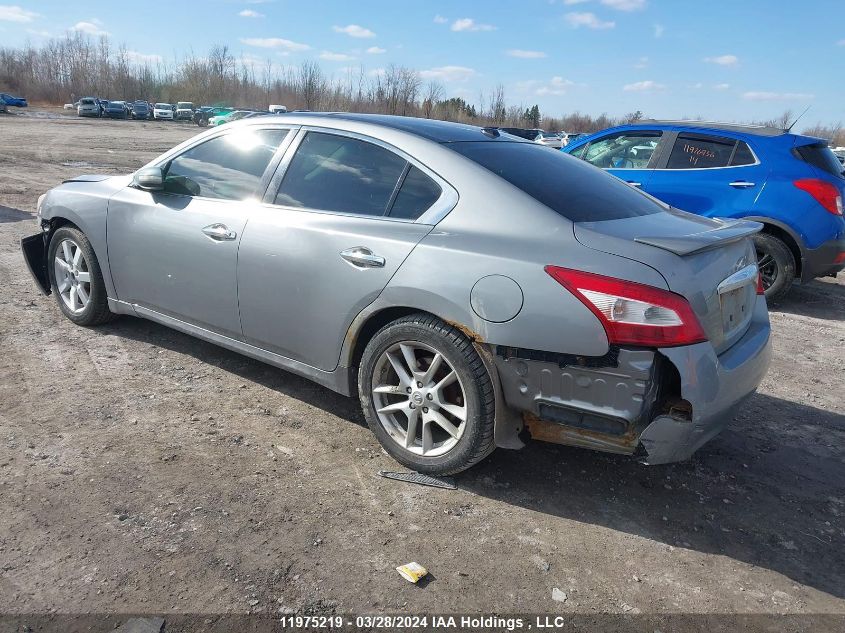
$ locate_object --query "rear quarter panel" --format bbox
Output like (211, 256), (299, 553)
(369, 152), (670, 359)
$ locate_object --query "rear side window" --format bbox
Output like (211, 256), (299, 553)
(163, 128), (288, 200)
(275, 132), (407, 216)
(449, 141), (663, 222)
(731, 142), (756, 166)
(389, 166), (442, 220)
(666, 133), (735, 169)
(793, 143), (844, 179)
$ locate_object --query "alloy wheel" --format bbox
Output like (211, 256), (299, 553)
(53, 238), (91, 313)
(371, 341), (468, 457)
(756, 247), (777, 291)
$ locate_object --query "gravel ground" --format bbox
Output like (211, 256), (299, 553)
(0, 110), (843, 630)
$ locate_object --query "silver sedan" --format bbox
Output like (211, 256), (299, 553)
(22, 113), (772, 474)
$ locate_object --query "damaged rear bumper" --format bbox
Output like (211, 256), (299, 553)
(492, 300), (771, 464)
(638, 301), (771, 464)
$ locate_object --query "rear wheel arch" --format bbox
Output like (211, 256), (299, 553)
(743, 216), (805, 278)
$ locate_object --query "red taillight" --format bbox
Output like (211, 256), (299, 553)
(544, 266), (708, 348)
(756, 271), (765, 295)
(793, 178), (843, 215)
(834, 252), (845, 265)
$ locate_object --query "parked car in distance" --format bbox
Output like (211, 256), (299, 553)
(269, 104), (288, 114)
(63, 102), (78, 110)
(193, 106), (233, 127)
(0, 99), (6, 114)
(0, 93), (28, 107)
(23, 113), (772, 475)
(130, 101), (150, 120)
(175, 101), (194, 121)
(103, 100), (130, 119)
(209, 110), (252, 126)
(535, 131), (564, 149)
(497, 127), (544, 141)
(563, 121), (845, 301)
(77, 97), (101, 117)
(153, 103), (175, 120)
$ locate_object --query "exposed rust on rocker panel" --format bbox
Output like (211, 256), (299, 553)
(523, 412), (639, 455)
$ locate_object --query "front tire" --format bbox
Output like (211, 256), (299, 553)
(358, 314), (496, 475)
(754, 233), (795, 303)
(47, 226), (114, 326)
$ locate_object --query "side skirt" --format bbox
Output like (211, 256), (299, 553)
(107, 299), (354, 396)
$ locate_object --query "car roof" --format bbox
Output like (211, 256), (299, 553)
(636, 119), (787, 137)
(284, 112), (511, 143)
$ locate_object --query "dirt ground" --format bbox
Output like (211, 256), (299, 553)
(0, 109), (844, 630)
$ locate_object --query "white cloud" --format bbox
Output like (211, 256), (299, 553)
(653, 23), (664, 38)
(333, 24), (375, 38)
(623, 80), (666, 92)
(838, 39), (845, 46)
(451, 18), (496, 32)
(126, 50), (163, 64)
(564, 0), (646, 8)
(0, 5), (38, 22)
(433, 15), (448, 24)
(238, 9), (263, 18)
(368, 67), (386, 77)
(240, 37), (310, 51)
(366, 46), (386, 54)
(320, 51), (354, 61)
(536, 76), (575, 96)
(634, 56), (648, 68)
(714, 83), (730, 91)
(601, 0), (647, 10)
(506, 49), (547, 59)
(26, 28), (50, 37)
(70, 21), (110, 37)
(419, 65), (476, 82)
(742, 91), (814, 101)
(704, 54), (739, 66)
(565, 12), (615, 29)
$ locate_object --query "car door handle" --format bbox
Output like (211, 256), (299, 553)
(626, 181), (642, 187)
(202, 223), (237, 241)
(340, 247), (385, 268)
(729, 181), (756, 188)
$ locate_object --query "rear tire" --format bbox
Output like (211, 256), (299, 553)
(358, 314), (496, 475)
(754, 233), (795, 303)
(47, 226), (115, 326)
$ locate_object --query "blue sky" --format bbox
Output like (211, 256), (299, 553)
(3, 0), (845, 126)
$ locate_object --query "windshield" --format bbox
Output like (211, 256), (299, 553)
(448, 140), (663, 222)
(80, 98), (95, 105)
(155, 103), (170, 109)
(177, 102), (193, 108)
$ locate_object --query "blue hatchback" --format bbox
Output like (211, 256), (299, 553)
(563, 121), (845, 301)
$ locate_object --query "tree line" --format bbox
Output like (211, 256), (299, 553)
(1, 33), (841, 143)
(0, 33), (640, 132)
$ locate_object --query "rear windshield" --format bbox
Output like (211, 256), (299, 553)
(793, 143), (844, 179)
(155, 103), (170, 108)
(80, 98), (95, 105)
(448, 141), (663, 222)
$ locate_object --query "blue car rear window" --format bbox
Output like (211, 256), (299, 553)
(448, 141), (663, 222)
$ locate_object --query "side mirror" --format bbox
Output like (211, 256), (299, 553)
(134, 166), (164, 191)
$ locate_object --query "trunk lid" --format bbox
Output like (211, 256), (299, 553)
(574, 208), (762, 355)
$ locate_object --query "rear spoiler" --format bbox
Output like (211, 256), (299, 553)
(634, 219), (762, 256)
